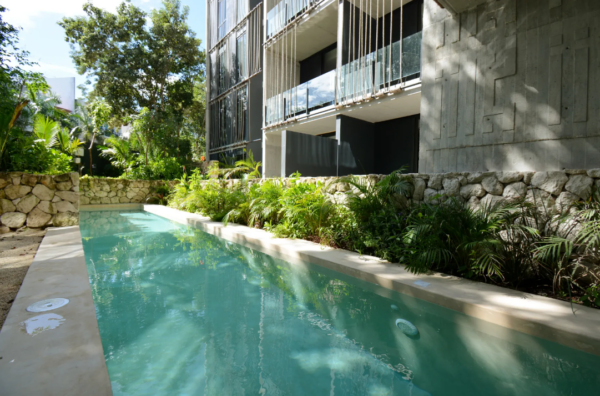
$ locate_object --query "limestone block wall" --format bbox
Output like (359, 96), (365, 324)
(253, 169), (600, 213)
(79, 178), (177, 205)
(0, 172), (79, 231)
(420, 0), (600, 172)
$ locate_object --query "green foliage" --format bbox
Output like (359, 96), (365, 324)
(4, 130), (73, 174)
(33, 115), (60, 148)
(56, 127), (84, 156)
(270, 174), (335, 241)
(127, 155), (184, 180)
(99, 136), (132, 170)
(186, 180), (246, 221)
(401, 200), (540, 282)
(534, 189), (600, 295)
(60, 0), (206, 165)
(212, 149), (262, 180)
(166, 168), (600, 308)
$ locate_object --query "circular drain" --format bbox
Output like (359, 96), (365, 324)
(26, 298), (69, 313)
(396, 318), (419, 336)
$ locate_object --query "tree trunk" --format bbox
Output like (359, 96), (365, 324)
(88, 147), (93, 176)
(89, 131), (97, 176)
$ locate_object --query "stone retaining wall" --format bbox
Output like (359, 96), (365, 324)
(0, 172), (79, 232)
(208, 169), (600, 213)
(80, 177), (177, 205)
(298, 169), (600, 212)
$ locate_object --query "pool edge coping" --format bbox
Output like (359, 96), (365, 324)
(0, 226), (112, 396)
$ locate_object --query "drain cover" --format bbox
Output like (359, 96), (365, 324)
(26, 298), (69, 313)
(396, 318), (419, 336)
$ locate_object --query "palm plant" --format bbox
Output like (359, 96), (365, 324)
(341, 168), (413, 223)
(99, 136), (132, 170)
(247, 179), (284, 228)
(534, 189), (600, 302)
(402, 199), (539, 282)
(56, 126), (84, 155)
(214, 149), (262, 179)
(32, 114), (60, 148)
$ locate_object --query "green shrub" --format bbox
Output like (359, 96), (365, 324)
(4, 133), (73, 174)
(127, 156), (184, 180)
(336, 170), (412, 260)
(268, 174), (335, 242)
(166, 168), (600, 307)
(187, 180), (246, 221)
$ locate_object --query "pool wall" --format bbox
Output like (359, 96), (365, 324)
(93, 203), (600, 357)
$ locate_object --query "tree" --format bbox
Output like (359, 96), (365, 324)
(87, 99), (112, 176)
(0, 6), (48, 167)
(60, 0), (205, 123)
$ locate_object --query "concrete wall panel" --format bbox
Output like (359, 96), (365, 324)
(420, 0), (600, 172)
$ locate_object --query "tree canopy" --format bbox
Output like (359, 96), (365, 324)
(60, 0), (205, 120)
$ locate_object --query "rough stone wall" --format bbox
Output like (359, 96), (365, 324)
(252, 169), (600, 213)
(420, 0), (600, 173)
(0, 172), (79, 231)
(79, 178), (177, 205)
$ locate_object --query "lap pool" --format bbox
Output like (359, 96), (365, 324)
(80, 210), (600, 396)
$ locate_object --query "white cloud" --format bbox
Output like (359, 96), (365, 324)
(3, 0), (124, 28)
(31, 62), (79, 76)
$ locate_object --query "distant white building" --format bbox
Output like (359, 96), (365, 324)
(46, 77), (76, 113)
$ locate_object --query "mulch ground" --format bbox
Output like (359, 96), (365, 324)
(0, 228), (46, 329)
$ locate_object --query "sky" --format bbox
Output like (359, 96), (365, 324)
(2, 0), (206, 98)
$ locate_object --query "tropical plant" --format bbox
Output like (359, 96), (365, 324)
(401, 199), (540, 282)
(86, 98), (112, 176)
(99, 136), (132, 170)
(211, 150), (262, 180)
(60, 0), (205, 162)
(534, 189), (600, 302)
(56, 127), (84, 156)
(32, 115), (60, 148)
(188, 180), (246, 221)
(270, 173), (335, 242)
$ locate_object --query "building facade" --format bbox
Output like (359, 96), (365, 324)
(206, 0), (600, 176)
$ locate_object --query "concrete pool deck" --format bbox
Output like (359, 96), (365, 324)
(93, 203), (600, 357)
(0, 226), (111, 396)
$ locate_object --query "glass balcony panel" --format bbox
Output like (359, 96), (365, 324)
(401, 31), (422, 79)
(308, 70), (335, 110)
(266, 0), (318, 39)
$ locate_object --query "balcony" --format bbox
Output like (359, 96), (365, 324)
(266, 0), (322, 40)
(265, 70), (335, 126)
(337, 31), (422, 102)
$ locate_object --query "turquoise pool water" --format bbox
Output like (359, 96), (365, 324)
(80, 210), (600, 396)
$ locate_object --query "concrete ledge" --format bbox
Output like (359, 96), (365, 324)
(81, 203), (143, 211)
(141, 205), (600, 356)
(0, 227), (112, 395)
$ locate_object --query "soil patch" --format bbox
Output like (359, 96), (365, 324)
(0, 228), (46, 329)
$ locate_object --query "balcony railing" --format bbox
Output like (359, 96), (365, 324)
(337, 31), (422, 102)
(265, 70), (335, 125)
(266, 0), (320, 39)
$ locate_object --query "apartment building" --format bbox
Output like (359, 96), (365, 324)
(207, 0), (600, 176)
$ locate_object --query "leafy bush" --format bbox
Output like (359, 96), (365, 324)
(166, 168), (600, 308)
(335, 170), (412, 260)
(269, 174), (335, 242)
(4, 133), (73, 174)
(185, 180), (246, 221)
(128, 156), (184, 180)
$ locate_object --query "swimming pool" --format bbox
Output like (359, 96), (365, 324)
(80, 210), (600, 396)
